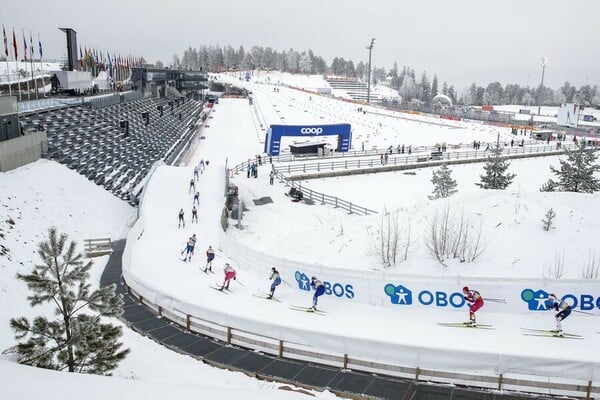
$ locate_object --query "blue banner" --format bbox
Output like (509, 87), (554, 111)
(264, 123), (352, 156)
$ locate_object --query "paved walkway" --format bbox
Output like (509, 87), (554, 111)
(101, 239), (547, 400)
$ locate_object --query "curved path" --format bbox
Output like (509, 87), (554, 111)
(102, 239), (546, 400)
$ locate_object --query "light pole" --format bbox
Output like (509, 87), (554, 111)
(366, 38), (375, 103)
(537, 56), (548, 116)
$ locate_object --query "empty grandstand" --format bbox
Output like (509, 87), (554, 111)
(18, 93), (204, 202)
(326, 76), (382, 103)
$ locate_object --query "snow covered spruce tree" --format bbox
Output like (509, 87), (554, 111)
(429, 163), (458, 200)
(476, 143), (516, 189)
(541, 142), (600, 193)
(10, 228), (129, 374)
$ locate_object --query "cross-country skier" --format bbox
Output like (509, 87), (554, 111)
(462, 286), (484, 327)
(267, 267), (281, 299)
(189, 178), (196, 194)
(193, 191), (200, 206)
(178, 208), (185, 228)
(221, 263), (236, 290)
(183, 234), (197, 262)
(547, 293), (571, 337)
(310, 276), (325, 310)
(204, 246), (215, 272)
(191, 205), (198, 223)
(193, 166), (199, 181)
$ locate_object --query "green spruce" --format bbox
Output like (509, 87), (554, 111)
(10, 228), (129, 374)
(549, 142), (600, 193)
(429, 163), (458, 199)
(542, 208), (556, 231)
(477, 143), (516, 189)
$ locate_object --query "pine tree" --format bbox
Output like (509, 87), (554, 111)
(477, 143), (516, 189)
(542, 208), (556, 231)
(539, 178), (557, 192)
(10, 228), (128, 374)
(429, 164), (458, 199)
(549, 142), (600, 193)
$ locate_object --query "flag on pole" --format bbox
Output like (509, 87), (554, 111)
(38, 33), (43, 60)
(2, 25), (8, 58)
(22, 30), (27, 61)
(29, 31), (34, 58)
(12, 28), (17, 60)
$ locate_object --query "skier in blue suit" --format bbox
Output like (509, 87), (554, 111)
(310, 276), (325, 310)
(267, 267), (281, 299)
(547, 293), (571, 337)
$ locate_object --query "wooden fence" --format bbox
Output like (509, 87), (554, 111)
(84, 238), (113, 258)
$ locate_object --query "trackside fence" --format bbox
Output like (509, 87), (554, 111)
(273, 143), (578, 176)
(120, 277), (599, 400)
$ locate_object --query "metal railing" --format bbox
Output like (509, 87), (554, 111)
(121, 278), (599, 400)
(275, 171), (377, 215)
(275, 143), (578, 176)
(228, 139), (545, 172)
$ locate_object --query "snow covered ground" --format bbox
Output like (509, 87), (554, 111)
(2, 70), (600, 398)
(0, 162), (331, 399)
(125, 75), (600, 386)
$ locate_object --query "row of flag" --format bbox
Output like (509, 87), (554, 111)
(2, 24), (43, 62)
(78, 46), (144, 71)
(2, 24), (144, 71)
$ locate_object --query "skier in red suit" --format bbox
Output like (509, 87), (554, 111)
(463, 286), (484, 327)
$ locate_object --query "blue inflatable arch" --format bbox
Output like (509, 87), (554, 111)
(264, 124), (352, 156)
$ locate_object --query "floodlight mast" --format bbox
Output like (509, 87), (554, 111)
(537, 56), (548, 116)
(366, 38), (375, 103)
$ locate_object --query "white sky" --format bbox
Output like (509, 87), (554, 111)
(3, 0), (600, 89)
(2, 72), (600, 396)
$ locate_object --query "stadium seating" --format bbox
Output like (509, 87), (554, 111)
(20, 95), (203, 203)
(326, 78), (382, 103)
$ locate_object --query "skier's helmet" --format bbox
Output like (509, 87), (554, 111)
(272, 267), (276, 272)
(462, 286), (469, 293)
(311, 276), (316, 281)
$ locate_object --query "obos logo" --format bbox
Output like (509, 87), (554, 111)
(300, 127), (323, 135)
(520, 289), (551, 311)
(521, 288), (600, 311)
(384, 283), (466, 308)
(294, 271), (355, 299)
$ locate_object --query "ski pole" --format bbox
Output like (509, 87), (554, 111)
(484, 298), (507, 303)
(573, 310), (597, 316)
(235, 279), (245, 287)
(282, 279), (293, 288)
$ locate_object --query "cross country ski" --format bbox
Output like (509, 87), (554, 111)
(521, 327), (582, 339)
(253, 290), (281, 302)
(289, 305), (327, 315)
(438, 322), (495, 330)
(209, 285), (229, 294)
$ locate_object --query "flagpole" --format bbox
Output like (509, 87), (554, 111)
(38, 34), (45, 97)
(39, 59), (45, 97)
(4, 59), (11, 96)
(29, 32), (38, 99)
(15, 60), (21, 100)
(2, 25), (11, 96)
(22, 31), (31, 100)
(13, 28), (21, 101)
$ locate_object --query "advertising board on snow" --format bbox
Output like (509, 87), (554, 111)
(291, 269), (600, 313)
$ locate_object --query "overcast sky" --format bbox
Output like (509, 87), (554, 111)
(3, 0), (599, 91)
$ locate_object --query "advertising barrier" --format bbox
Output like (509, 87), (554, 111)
(264, 123), (352, 156)
(221, 235), (600, 315)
